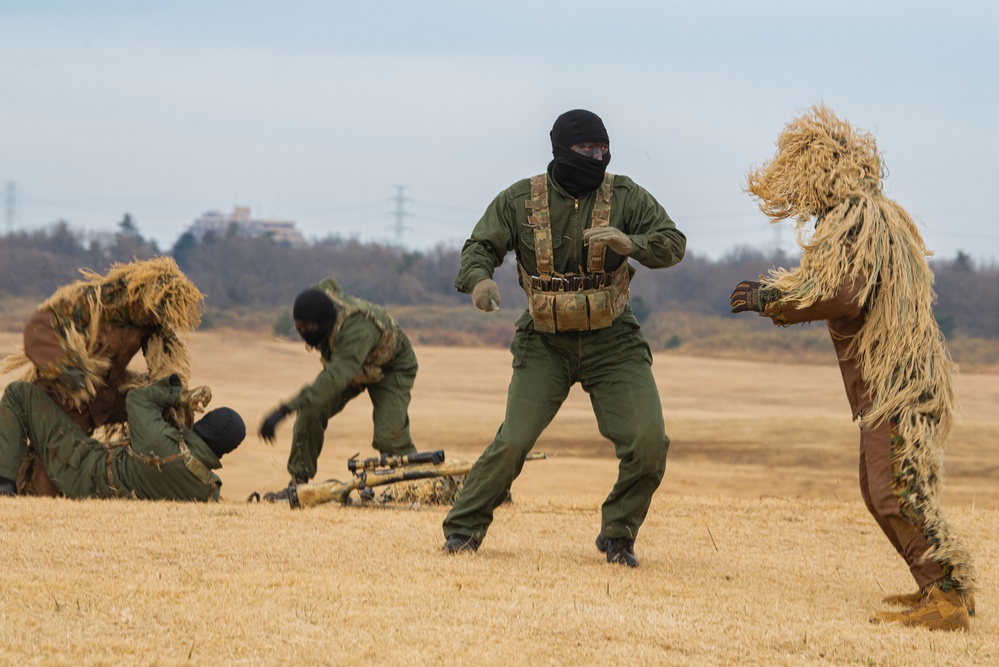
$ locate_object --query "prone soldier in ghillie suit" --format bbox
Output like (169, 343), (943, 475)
(0, 374), (244, 501)
(259, 278), (419, 490)
(0, 256), (204, 495)
(441, 110), (686, 566)
(730, 104), (975, 631)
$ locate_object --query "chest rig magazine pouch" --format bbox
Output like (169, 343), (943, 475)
(519, 172), (631, 333)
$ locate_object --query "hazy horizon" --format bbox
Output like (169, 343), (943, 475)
(2, 1), (997, 263)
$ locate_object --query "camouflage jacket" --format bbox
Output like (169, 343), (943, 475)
(112, 374), (223, 501)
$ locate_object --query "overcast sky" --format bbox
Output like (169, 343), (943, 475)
(2, 1), (997, 264)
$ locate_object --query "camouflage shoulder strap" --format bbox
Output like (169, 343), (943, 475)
(525, 174), (553, 280)
(322, 288), (399, 383)
(586, 172), (615, 273)
(323, 289), (396, 346)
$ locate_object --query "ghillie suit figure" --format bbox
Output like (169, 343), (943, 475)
(0, 256), (203, 496)
(730, 104), (975, 630)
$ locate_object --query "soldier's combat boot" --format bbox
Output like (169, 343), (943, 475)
(261, 478), (306, 503)
(595, 533), (639, 568)
(0, 476), (16, 496)
(883, 589), (976, 617)
(871, 584), (970, 631)
(442, 534), (479, 554)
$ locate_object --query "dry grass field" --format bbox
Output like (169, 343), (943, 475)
(2, 329), (997, 665)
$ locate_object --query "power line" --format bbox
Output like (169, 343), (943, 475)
(388, 185), (413, 245)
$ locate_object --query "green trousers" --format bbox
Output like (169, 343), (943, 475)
(443, 319), (669, 545)
(287, 342), (419, 482)
(0, 381), (115, 497)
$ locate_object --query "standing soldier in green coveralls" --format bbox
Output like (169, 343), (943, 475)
(0, 374), (245, 501)
(442, 109), (686, 566)
(259, 278), (418, 489)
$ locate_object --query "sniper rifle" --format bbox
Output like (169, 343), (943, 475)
(276, 449), (546, 509)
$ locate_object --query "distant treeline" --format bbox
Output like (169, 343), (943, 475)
(1, 220), (997, 340)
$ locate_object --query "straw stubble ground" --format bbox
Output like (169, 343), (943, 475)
(1, 330), (997, 665)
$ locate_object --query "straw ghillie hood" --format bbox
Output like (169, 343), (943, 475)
(747, 104), (883, 222)
(41, 256), (203, 332)
(747, 105), (973, 592)
(0, 257), (203, 407)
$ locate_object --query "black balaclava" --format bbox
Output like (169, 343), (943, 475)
(193, 407), (246, 458)
(292, 289), (337, 347)
(550, 109), (611, 197)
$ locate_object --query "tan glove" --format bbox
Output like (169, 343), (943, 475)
(179, 385), (212, 413)
(583, 226), (632, 255)
(470, 279), (501, 312)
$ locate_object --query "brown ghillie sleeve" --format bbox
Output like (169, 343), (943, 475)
(22, 310), (64, 372)
(765, 274), (867, 325)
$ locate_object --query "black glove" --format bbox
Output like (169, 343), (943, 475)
(259, 404), (291, 443)
(730, 280), (768, 313)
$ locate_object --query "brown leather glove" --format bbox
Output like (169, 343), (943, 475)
(583, 226), (633, 255)
(470, 279), (501, 312)
(730, 280), (769, 313)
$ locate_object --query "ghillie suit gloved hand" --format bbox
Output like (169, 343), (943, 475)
(744, 104), (975, 618)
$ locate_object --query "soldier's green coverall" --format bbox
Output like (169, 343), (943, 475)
(443, 162), (686, 545)
(282, 279), (418, 482)
(0, 375), (224, 501)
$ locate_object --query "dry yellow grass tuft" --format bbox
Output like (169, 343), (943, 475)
(2, 330), (997, 664)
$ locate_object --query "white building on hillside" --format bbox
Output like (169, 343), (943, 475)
(188, 206), (307, 247)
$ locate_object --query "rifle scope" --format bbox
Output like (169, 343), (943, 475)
(348, 449), (446, 473)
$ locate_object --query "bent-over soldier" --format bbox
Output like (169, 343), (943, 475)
(259, 278), (418, 489)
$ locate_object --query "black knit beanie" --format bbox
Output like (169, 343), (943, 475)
(193, 407), (246, 458)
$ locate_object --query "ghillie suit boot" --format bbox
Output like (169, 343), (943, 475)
(872, 583), (970, 631)
(883, 589), (975, 617)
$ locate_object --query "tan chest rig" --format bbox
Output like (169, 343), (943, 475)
(519, 172), (631, 333)
(321, 289), (399, 386)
